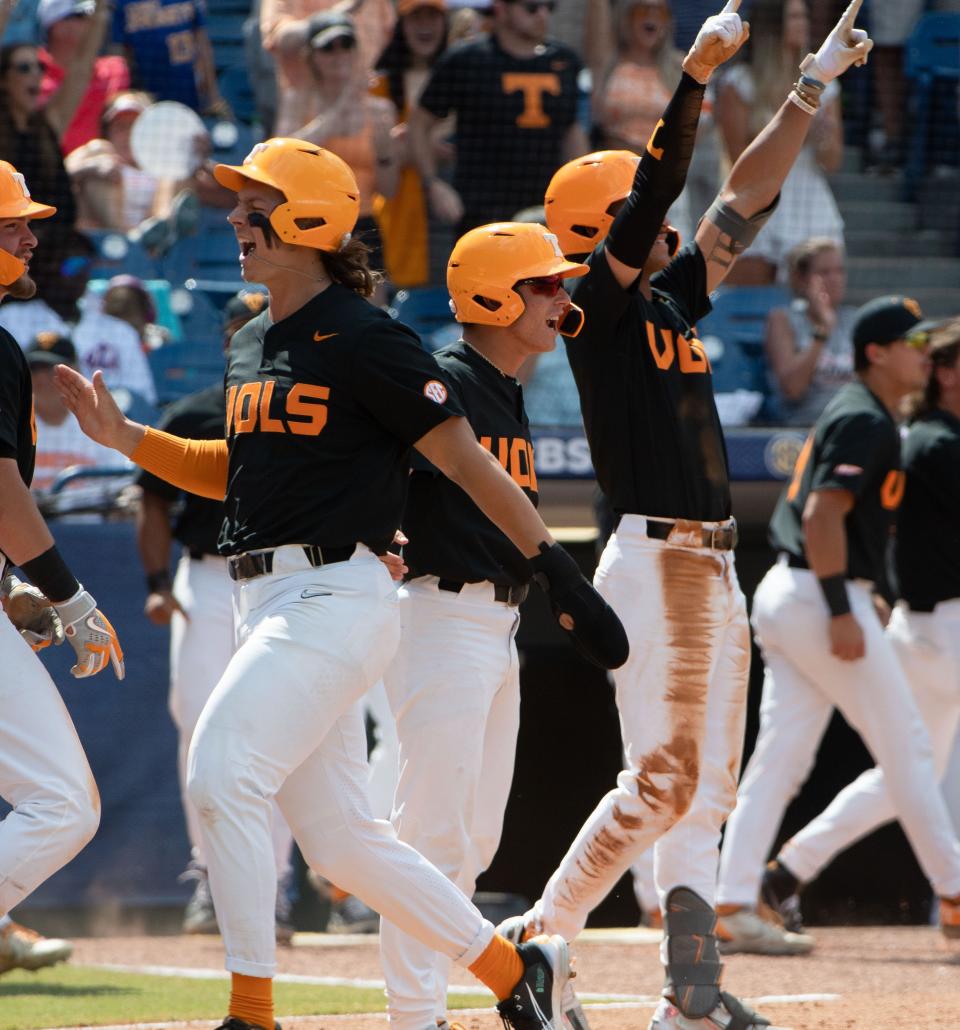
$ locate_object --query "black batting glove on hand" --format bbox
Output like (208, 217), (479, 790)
(530, 542), (629, 670)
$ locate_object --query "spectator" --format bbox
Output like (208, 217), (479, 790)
(408, 0), (588, 236)
(715, 0), (844, 284)
(101, 273), (168, 351)
(293, 12), (398, 292)
(446, 0), (492, 46)
(37, 0), (129, 155)
(372, 0), (451, 289)
(533, 0), (615, 90)
(24, 330), (129, 492)
(764, 236), (856, 426)
(111, 0), (230, 118)
(0, 227), (157, 402)
(261, 0), (396, 137)
(1, 0), (41, 45)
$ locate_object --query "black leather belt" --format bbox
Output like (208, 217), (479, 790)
(645, 518), (738, 551)
(436, 577), (529, 607)
(782, 551), (809, 570)
(227, 544), (355, 582)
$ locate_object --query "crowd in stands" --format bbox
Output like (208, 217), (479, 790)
(1, 0), (958, 493)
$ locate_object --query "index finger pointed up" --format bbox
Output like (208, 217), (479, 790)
(721, 0), (740, 13)
(838, 0), (863, 31)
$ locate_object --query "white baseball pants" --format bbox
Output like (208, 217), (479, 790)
(0, 613), (100, 916)
(185, 547), (495, 978)
(380, 578), (521, 1030)
(534, 515), (751, 941)
(717, 563), (960, 907)
(777, 598), (960, 885)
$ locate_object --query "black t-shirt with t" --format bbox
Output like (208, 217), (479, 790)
(0, 326), (36, 489)
(564, 242), (730, 521)
(136, 384), (226, 557)
(402, 341), (537, 587)
(419, 34), (581, 227)
(221, 284), (463, 555)
(893, 409), (960, 610)
(769, 380), (902, 582)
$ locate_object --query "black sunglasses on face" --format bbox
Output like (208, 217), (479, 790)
(11, 61), (43, 75)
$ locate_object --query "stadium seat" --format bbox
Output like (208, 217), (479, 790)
(148, 340), (225, 404)
(171, 286), (224, 343)
(699, 285), (790, 357)
(218, 65), (258, 127)
(904, 13), (960, 199)
(86, 230), (158, 281)
(390, 287), (457, 348)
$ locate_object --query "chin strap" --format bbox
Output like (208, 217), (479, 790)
(0, 248), (25, 287)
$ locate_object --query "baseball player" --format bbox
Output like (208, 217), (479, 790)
(135, 289), (301, 941)
(496, 4), (874, 1028)
(0, 160), (123, 967)
(719, 312), (960, 949)
(56, 137), (627, 1030)
(379, 220), (595, 1030)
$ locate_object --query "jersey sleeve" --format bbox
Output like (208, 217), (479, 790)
(648, 242), (712, 325)
(907, 430), (960, 513)
(352, 322), (464, 446)
(811, 411), (896, 498)
(0, 333), (25, 460)
(417, 46), (460, 119)
(565, 245), (638, 352)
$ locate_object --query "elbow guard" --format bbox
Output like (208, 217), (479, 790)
(699, 195), (780, 256)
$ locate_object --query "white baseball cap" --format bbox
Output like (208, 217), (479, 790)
(39, 0), (96, 31)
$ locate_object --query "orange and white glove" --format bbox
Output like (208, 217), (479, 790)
(1, 572), (65, 652)
(54, 587), (125, 680)
(802, 0), (873, 84)
(683, 0), (750, 85)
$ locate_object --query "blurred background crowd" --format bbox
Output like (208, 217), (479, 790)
(0, 0), (958, 492)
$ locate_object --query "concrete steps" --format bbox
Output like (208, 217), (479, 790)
(844, 229), (953, 258)
(829, 171), (904, 204)
(841, 200), (917, 232)
(845, 256), (960, 291)
(846, 286), (958, 317)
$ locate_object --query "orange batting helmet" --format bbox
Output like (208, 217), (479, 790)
(447, 222), (588, 337)
(0, 161), (56, 286)
(214, 138), (359, 252)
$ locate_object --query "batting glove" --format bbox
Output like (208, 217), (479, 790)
(530, 543), (629, 670)
(1, 573), (65, 652)
(683, 0), (749, 85)
(54, 587), (125, 680)
(802, 0), (873, 84)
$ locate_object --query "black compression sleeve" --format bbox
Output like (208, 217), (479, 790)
(21, 545), (80, 603)
(606, 72), (705, 270)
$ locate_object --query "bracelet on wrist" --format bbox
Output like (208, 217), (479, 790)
(818, 573), (851, 617)
(146, 570), (172, 594)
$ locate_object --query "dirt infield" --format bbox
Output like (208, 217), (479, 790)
(61, 924), (960, 1030)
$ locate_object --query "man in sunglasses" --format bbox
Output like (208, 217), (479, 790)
(495, 2), (884, 1028)
(715, 299), (960, 954)
(407, 0), (588, 238)
(378, 221), (621, 1030)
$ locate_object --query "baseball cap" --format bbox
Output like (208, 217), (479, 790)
(223, 289), (268, 327)
(852, 295), (925, 349)
(39, 0), (95, 30)
(398, 0), (446, 15)
(307, 12), (356, 49)
(24, 331), (77, 368)
(103, 92), (150, 124)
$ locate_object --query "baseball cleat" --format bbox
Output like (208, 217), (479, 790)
(213, 1019), (281, 1030)
(0, 921), (72, 973)
(760, 860), (805, 934)
(496, 933), (571, 1030)
(716, 908), (814, 956)
(648, 992), (777, 1029)
(940, 895), (960, 939)
(179, 862), (219, 935)
(496, 911), (542, 944)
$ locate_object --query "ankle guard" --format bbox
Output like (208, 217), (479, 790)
(662, 887), (722, 1019)
(719, 991), (771, 1029)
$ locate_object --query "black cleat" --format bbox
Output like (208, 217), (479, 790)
(760, 859), (804, 934)
(214, 1018), (282, 1030)
(496, 934), (572, 1030)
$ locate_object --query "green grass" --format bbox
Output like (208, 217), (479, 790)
(0, 966), (492, 1030)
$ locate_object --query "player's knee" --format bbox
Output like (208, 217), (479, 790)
(72, 787), (101, 849)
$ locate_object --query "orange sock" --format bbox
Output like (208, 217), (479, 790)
(468, 934), (524, 1001)
(230, 972), (274, 1029)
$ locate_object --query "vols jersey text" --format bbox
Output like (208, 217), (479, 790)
(226, 380), (329, 437)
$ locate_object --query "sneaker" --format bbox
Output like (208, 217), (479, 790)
(0, 921), (72, 974)
(496, 934), (571, 1030)
(214, 1019), (282, 1030)
(760, 861), (804, 934)
(715, 908), (814, 956)
(328, 893), (379, 934)
(648, 992), (774, 1029)
(180, 862), (218, 935)
(940, 895), (960, 939)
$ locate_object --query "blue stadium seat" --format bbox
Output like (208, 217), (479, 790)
(148, 341), (225, 404)
(218, 64), (258, 127)
(390, 287), (456, 348)
(86, 230), (159, 281)
(904, 13), (960, 199)
(699, 285), (790, 357)
(171, 286), (224, 343)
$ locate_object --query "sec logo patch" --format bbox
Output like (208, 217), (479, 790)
(423, 380), (448, 404)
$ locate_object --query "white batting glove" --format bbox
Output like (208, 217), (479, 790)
(54, 587), (125, 680)
(683, 0), (750, 85)
(1, 572), (65, 652)
(802, 0), (873, 83)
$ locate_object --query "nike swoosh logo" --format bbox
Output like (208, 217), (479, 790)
(314, 331), (338, 343)
(300, 589), (332, 599)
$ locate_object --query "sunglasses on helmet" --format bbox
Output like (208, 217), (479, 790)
(903, 329), (930, 351)
(515, 274), (564, 296)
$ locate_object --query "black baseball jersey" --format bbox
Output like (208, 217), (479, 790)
(769, 380), (902, 582)
(402, 341), (537, 587)
(220, 284), (462, 555)
(564, 242), (730, 521)
(419, 34), (581, 227)
(0, 326), (36, 488)
(136, 384), (226, 557)
(893, 409), (960, 610)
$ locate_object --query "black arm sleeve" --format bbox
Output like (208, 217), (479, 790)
(605, 72), (705, 270)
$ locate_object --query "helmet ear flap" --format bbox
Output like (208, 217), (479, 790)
(665, 226), (681, 257)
